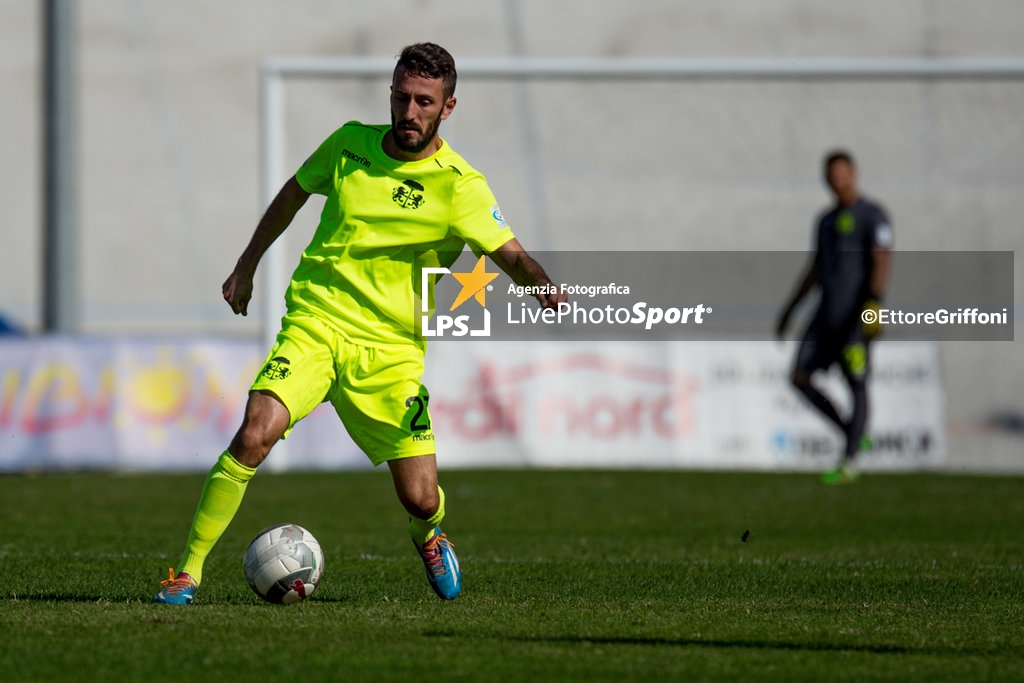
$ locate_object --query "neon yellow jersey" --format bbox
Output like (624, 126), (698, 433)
(290, 122), (515, 348)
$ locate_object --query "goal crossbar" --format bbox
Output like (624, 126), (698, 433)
(264, 55), (1024, 81)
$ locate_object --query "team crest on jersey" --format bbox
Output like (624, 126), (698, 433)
(836, 211), (855, 235)
(393, 179), (426, 209)
(261, 356), (291, 380)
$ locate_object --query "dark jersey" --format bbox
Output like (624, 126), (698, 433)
(811, 197), (893, 335)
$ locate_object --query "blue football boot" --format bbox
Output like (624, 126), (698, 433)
(415, 528), (461, 600)
(154, 568), (197, 605)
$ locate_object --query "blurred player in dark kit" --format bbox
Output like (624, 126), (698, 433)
(776, 150), (893, 484)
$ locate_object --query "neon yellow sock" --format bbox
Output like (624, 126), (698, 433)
(176, 450), (256, 585)
(409, 485), (446, 545)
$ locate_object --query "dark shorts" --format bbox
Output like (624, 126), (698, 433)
(794, 321), (870, 381)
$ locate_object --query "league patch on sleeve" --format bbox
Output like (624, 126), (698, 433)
(875, 222), (894, 248)
(490, 204), (508, 229)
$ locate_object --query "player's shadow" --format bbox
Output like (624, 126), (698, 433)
(509, 634), (914, 655)
(3, 592), (141, 603)
(427, 632), (995, 658)
(3, 592), (356, 606)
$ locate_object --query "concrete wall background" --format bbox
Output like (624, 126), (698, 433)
(1, 0), (1021, 469)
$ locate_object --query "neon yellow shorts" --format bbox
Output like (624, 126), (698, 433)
(250, 311), (435, 466)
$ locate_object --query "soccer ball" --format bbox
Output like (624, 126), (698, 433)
(243, 523), (324, 604)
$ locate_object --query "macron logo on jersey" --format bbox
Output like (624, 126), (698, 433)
(341, 148), (371, 168)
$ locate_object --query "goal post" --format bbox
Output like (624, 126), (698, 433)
(258, 55), (1024, 469)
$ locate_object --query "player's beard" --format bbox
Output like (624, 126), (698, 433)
(391, 111), (443, 155)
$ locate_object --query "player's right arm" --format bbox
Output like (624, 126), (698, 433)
(223, 175), (310, 316)
(775, 252), (818, 340)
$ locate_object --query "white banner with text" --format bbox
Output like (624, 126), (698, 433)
(0, 339), (943, 471)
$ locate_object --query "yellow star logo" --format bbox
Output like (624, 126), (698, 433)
(449, 256), (499, 311)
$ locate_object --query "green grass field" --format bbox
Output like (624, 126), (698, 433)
(1, 469), (1022, 682)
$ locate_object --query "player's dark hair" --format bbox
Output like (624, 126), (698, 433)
(823, 149), (856, 174)
(395, 43), (457, 99)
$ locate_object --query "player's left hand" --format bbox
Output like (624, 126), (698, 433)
(223, 269), (254, 316)
(862, 299), (882, 339)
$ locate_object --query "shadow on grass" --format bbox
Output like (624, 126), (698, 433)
(2, 592), (355, 605)
(2, 593), (143, 604)
(425, 631), (999, 658)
